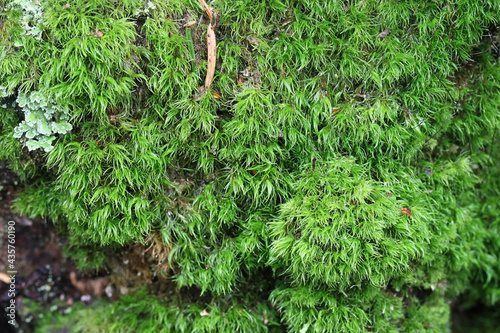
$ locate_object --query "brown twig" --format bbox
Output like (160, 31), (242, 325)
(205, 24), (216, 89)
(198, 0), (217, 90)
(198, 0), (212, 21)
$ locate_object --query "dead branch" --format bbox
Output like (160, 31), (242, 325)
(198, 0), (217, 91)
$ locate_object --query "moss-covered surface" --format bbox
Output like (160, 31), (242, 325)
(1, 0), (499, 331)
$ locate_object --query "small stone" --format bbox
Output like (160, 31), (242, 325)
(80, 294), (92, 302)
(105, 285), (113, 298)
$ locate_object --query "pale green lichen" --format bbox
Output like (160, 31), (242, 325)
(13, 90), (72, 152)
(9, 0), (46, 41)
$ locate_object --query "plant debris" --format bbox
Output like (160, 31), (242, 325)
(198, 0), (217, 91)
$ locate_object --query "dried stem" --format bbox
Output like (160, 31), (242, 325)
(198, 0), (217, 90)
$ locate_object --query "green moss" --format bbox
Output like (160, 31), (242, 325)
(1, 0), (499, 331)
(33, 289), (280, 333)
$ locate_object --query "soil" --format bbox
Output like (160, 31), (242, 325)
(0, 162), (81, 333)
(0, 162), (181, 333)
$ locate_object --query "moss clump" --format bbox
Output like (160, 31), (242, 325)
(1, 0), (500, 331)
(32, 289), (281, 333)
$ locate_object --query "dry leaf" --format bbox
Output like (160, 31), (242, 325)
(200, 309), (210, 316)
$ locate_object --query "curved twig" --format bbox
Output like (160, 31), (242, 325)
(198, 0), (216, 90)
(198, 0), (213, 22)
